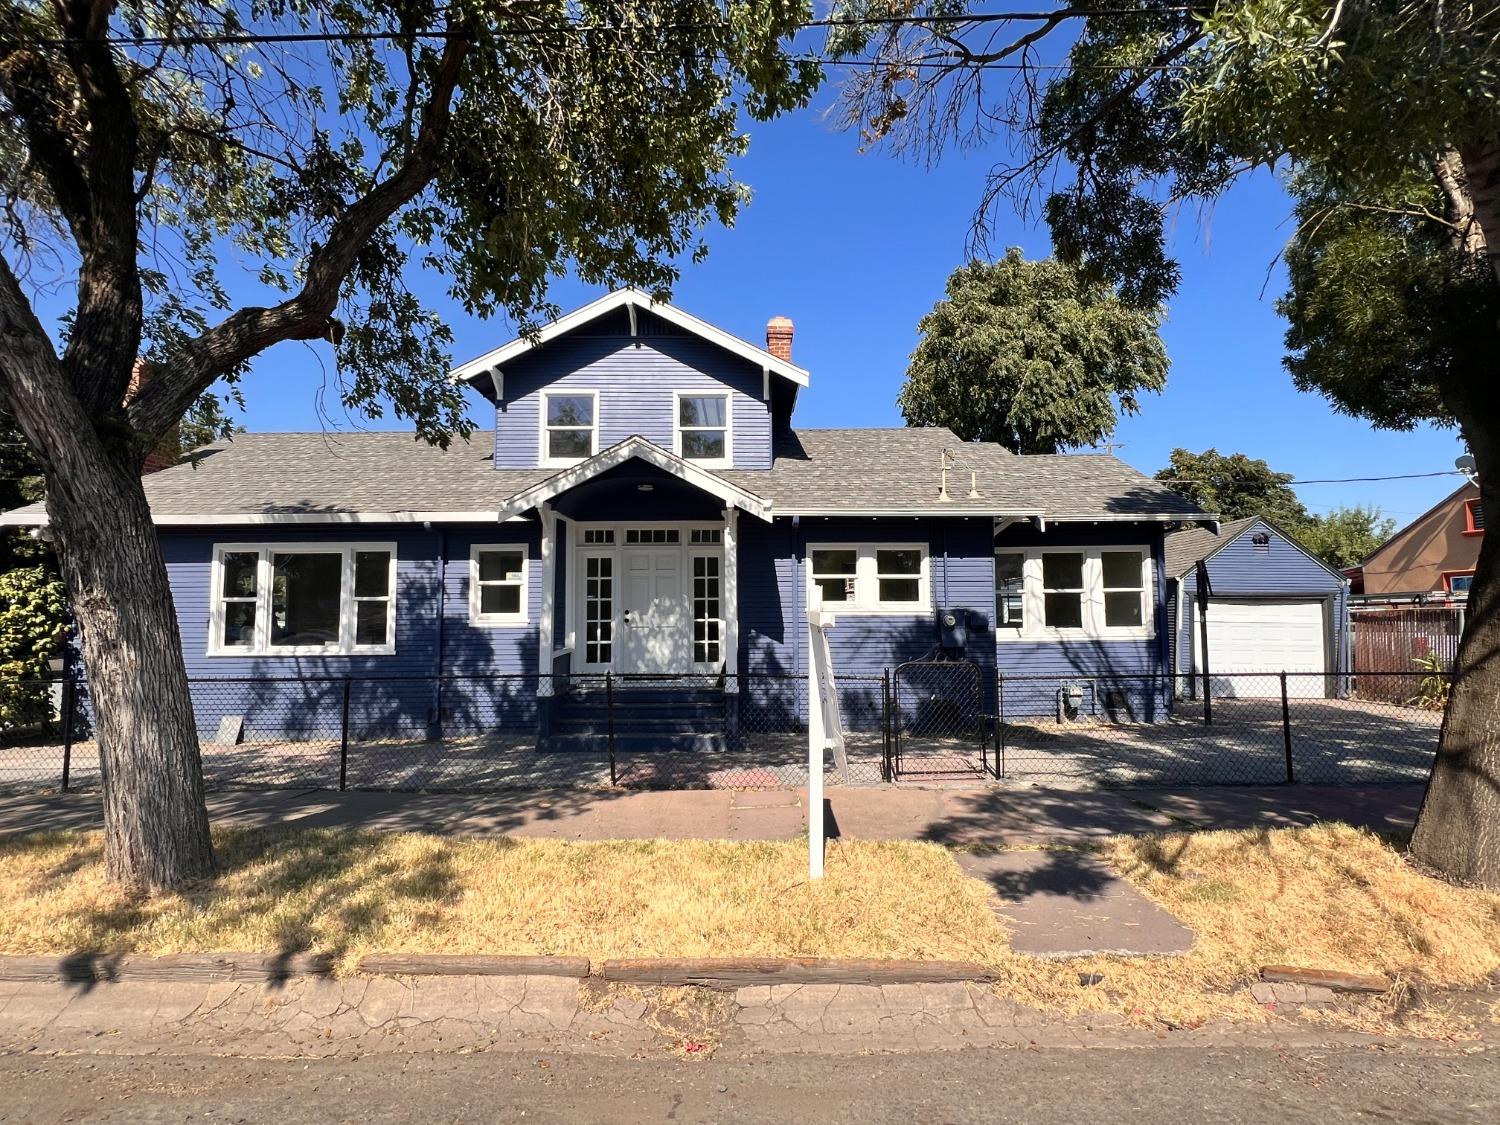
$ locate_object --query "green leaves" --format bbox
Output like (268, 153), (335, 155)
(898, 249), (1167, 454)
(1155, 448), (1311, 528)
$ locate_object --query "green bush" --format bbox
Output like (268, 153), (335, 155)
(0, 564), (72, 731)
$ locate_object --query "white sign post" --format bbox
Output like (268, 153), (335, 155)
(806, 597), (845, 880)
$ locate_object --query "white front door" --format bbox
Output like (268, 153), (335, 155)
(620, 547), (689, 673)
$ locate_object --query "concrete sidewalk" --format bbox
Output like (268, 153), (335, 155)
(0, 782), (1424, 843)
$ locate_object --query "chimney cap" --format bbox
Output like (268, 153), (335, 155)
(767, 315), (794, 330)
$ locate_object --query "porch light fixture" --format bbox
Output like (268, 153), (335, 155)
(637, 482), (655, 492)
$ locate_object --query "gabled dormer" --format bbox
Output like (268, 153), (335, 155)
(452, 290), (808, 472)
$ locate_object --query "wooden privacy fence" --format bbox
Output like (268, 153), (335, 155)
(1350, 606), (1463, 703)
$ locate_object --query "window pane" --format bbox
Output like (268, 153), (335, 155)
(811, 549), (857, 576)
(547, 394), (593, 426)
(478, 549), (524, 583)
(355, 600), (389, 646)
(480, 584), (522, 615)
(270, 553), (341, 646)
(876, 549), (922, 576)
(1101, 551), (1142, 590)
(878, 578), (921, 603)
(354, 551), (390, 597)
(815, 577), (854, 603)
(1042, 553), (1084, 590)
(221, 601), (256, 647)
(680, 430), (726, 460)
(223, 552), (259, 597)
(548, 429), (593, 459)
(679, 394), (727, 427)
(1044, 591), (1083, 629)
(1104, 591), (1143, 627)
(996, 553), (1025, 627)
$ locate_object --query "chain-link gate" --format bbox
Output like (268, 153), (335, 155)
(892, 659), (994, 779)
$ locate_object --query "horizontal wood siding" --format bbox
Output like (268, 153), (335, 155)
(738, 517), (996, 730)
(493, 334), (772, 469)
(160, 523), (542, 739)
(992, 522), (1171, 718)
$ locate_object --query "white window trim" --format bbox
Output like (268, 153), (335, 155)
(469, 544), (530, 626)
(207, 541), (397, 657)
(995, 546), (1155, 642)
(539, 389), (600, 468)
(672, 389), (733, 469)
(806, 542), (931, 615)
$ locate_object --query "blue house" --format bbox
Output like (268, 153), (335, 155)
(1164, 516), (1350, 698)
(5, 290), (1219, 743)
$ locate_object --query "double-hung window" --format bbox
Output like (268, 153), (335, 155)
(542, 391), (597, 466)
(210, 543), (396, 655)
(470, 546), (528, 625)
(807, 544), (929, 612)
(675, 392), (731, 466)
(996, 548), (1153, 639)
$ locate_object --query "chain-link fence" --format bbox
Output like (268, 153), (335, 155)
(997, 671), (1442, 787)
(2, 666), (1446, 797)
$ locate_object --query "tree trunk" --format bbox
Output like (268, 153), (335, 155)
(46, 440), (215, 891)
(0, 284), (214, 891)
(1459, 141), (1500, 286)
(1408, 400), (1500, 888)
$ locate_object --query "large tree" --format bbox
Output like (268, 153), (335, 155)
(899, 249), (1167, 453)
(832, 1), (1500, 886)
(0, 0), (818, 890)
(1154, 448), (1311, 529)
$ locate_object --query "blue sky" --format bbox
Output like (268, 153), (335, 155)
(195, 87), (1468, 526)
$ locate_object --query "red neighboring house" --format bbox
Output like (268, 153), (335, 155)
(1345, 482), (1482, 605)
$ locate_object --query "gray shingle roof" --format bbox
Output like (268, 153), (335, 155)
(0, 427), (1214, 525)
(1163, 516), (1260, 578)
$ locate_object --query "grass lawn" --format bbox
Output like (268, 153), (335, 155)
(1, 823), (1497, 1035)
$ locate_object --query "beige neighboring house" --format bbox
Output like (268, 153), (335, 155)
(1347, 482), (1483, 604)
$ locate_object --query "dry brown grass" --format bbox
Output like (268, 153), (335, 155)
(0, 829), (1009, 974)
(984, 823), (1500, 1035)
(2, 822), (1496, 1037)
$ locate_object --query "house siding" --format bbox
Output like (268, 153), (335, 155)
(992, 522), (1171, 719)
(737, 516), (995, 731)
(493, 332), (772, 470)
(1172, 521), (1348, 685)
(161, 522), (544, 740)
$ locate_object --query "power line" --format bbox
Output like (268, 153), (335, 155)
(3, 7), (1199, 51)
(1161, 470), (1468, 487)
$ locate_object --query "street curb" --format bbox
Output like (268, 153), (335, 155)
(597, 957), (997, 987)
(358, 954), (590, 978)
(0, 953), (334, 983)
(0, 953), (996, 987)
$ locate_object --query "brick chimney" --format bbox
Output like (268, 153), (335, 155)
(765, 315), (794, 363)
(125, 359), (179, 474)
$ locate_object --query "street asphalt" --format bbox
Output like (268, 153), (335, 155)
(0, 1042), (1494, 1124)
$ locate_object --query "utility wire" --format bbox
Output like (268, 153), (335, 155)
(1159, 470), (1468, 487)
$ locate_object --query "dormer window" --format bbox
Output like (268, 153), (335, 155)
(542, 391), (598, 466)
(675, 391), (731, 467)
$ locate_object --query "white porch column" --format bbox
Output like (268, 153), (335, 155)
(723, 506), (739, 689)
(537, 501), (557, 697)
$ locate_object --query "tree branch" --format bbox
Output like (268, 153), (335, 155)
(128, 28), (473, 441)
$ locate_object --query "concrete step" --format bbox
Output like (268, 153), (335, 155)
(540, 732), (731, 753)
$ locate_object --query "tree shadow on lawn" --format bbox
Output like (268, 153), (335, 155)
(5, 826), (475, 992)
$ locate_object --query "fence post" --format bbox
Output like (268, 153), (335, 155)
(339, 677), (352, 792)
(881, 669), (892, 783)
(606, 672), (617, 786)
(60, 678), (75, 792)
(995, 674), (1005, 780)
(1280, 671), (1295, 784)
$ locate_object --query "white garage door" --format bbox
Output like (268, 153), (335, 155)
(1191, 598), (1328, 698)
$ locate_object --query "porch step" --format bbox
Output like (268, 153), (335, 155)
(553, 716), (729, 735)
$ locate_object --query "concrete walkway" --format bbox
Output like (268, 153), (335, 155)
(955, 851), (1195, 958)
(0, 782), (1424, 843)
(0, 786), (1422, 846)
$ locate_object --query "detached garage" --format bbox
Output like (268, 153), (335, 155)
(1165, 517), (1349, 698)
